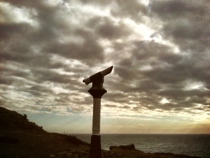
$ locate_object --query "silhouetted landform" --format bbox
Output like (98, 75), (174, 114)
(0, 106), (44, 132)
(0, 107), (200, 158)
(110, 144), (135, 150)
(106, 144), (200, 158)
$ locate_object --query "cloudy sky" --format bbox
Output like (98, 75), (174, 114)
(1, 0), (210, 134)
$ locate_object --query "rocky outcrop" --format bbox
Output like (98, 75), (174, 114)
(0, 106), (45, 132)
(110, 144), (136, 150)
(107, 144), (201, 158)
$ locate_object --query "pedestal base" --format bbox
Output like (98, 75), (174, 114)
(89, 135), (103, 158)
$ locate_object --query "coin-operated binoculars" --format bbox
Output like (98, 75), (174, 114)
(83, 66), (113, 158)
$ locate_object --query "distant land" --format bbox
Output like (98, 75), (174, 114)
(0, 106), (200, 158)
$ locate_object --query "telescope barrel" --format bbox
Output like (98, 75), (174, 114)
(83, 66), (113, 85)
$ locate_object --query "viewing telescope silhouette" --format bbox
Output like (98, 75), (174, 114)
(83, 65), (113, 158)
(83, 66), (113, 85)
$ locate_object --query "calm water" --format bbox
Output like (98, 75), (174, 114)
(74, 134), (210, 158)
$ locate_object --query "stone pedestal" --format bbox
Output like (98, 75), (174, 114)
(89, 135), (103, 158)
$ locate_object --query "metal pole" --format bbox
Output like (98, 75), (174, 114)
(92, 98), (101, 135)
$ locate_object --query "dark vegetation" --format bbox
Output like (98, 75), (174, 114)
(0, 106), (200, 158)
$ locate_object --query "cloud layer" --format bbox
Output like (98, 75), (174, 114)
(0, 0), (210, 132)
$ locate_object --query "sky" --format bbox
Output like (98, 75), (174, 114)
(0, 0), (210, 134)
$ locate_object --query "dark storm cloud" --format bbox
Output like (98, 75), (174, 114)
(1, 0), (41, 7)
(151, 0), (210, 50)
(0, 23), (30, 40)
(115, 65), (137, 81)
(32, 69), (70, 84)
(159, 89), (210, 99)
(45, 29), (105, 65)
(134, 79), (161, 92)
(115, 41), (182, 85)
(151, 0), (206, 18)
(132, 41), (182, 66)
(92, 17), (131, 40)
(113, 30), (210, 111)
(0, 77), (12, 85)
(105, 92), (130, 104)
(0, 23), (33, 64)
(28, 85), (54, 96)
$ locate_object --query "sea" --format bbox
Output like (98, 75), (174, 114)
(74, 134), (210, 158)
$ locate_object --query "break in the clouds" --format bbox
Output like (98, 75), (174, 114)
(0, 0), (210, 133)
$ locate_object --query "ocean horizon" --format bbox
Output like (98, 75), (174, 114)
(74, 134), (210, 158)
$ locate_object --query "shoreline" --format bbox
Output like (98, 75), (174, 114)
(0, 107), (204, 158)
(0, 129), (201, 158)
(74, 133), (208, 158)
